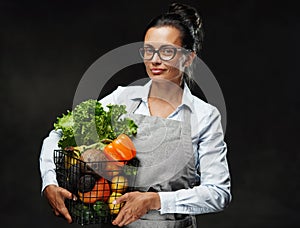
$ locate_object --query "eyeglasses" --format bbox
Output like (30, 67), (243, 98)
(139, 45), (184, 61)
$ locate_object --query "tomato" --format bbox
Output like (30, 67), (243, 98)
(78, 177), (111, 204)
(103, 134), (136, 165)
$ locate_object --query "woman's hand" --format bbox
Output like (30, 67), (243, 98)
(43, 185), (77, 223)
(112, 191), (161, 227)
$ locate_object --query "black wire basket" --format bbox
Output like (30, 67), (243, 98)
(54, 149), (139, 226)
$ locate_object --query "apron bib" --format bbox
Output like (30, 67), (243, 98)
(122, 99), (198, 228)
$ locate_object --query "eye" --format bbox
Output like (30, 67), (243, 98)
(144, 47), (154, 55)
(160, 47), (175, 56)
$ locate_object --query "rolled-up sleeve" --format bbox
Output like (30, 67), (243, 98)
(39, 129), (62, 193)
(158, 107), (231, 214)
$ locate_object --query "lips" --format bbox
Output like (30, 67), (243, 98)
(150, 68), (166, 75)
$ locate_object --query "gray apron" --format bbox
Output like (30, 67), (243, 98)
(122, 99), (198, 228)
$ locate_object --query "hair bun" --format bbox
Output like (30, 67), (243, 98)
(168, 2), (202, 29)
(168, 2), (204, 54)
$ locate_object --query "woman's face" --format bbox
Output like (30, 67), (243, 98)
(143, 26), (187, 85)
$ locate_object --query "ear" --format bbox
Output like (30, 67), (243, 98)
(183, 52), (196, 67)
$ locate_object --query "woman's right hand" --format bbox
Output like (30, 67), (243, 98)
(43, 184), (77, 223)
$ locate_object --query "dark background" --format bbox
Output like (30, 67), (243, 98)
(1, 0), (299, 227)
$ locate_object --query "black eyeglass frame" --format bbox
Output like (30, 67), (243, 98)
(138, 45), (187, 61)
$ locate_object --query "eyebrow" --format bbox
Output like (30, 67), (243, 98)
(143, 44), (176, 49)
(143, 44), (154, 48)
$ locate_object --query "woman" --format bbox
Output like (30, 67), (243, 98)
(40, 3), (231, 228)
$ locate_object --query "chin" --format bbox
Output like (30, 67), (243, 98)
(149, 75), (167, 81)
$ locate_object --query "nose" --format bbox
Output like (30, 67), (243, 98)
(151, 52), (162, 64)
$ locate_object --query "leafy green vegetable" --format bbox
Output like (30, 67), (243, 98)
(54, 99), (138, 150)
(106, 104), (138, 139)
(54, 110), (76, 149)
(72, 100), (106, 147)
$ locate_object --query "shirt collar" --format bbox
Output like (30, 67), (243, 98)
(181, 82), (194, 113)
(127, 79), (194, 112)
(127, 80), (151, 101)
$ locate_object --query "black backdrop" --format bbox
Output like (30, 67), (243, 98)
(1, 0), (299, 227)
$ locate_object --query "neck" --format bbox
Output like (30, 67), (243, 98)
(149, 79), (183, 106)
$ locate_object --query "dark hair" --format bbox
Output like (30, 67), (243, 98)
(143, 2), (204, 56)
(143, 3), (204, 87)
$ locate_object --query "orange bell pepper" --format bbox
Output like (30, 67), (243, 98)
(103, 134), (136, 166)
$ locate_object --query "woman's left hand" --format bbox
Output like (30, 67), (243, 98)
(112, 191), (161, 227)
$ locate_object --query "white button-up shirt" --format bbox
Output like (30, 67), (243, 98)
(39, 80), (231, 215)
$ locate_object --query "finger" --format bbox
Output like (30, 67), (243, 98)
(59, 205), (73, 224)
(112, 204), (129, 226)
(53, 209), (60, 216)
(113, 204), (140, 227)
(114, 192), (129, 204)
(60, 188), (77, 201)
(112, 210), (125, 226)
(121, 214), (139, 227)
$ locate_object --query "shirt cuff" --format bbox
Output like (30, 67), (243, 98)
(158, 190), (213, 215)
(41, 170), (58, 195)
(158, 191), (177, 214)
